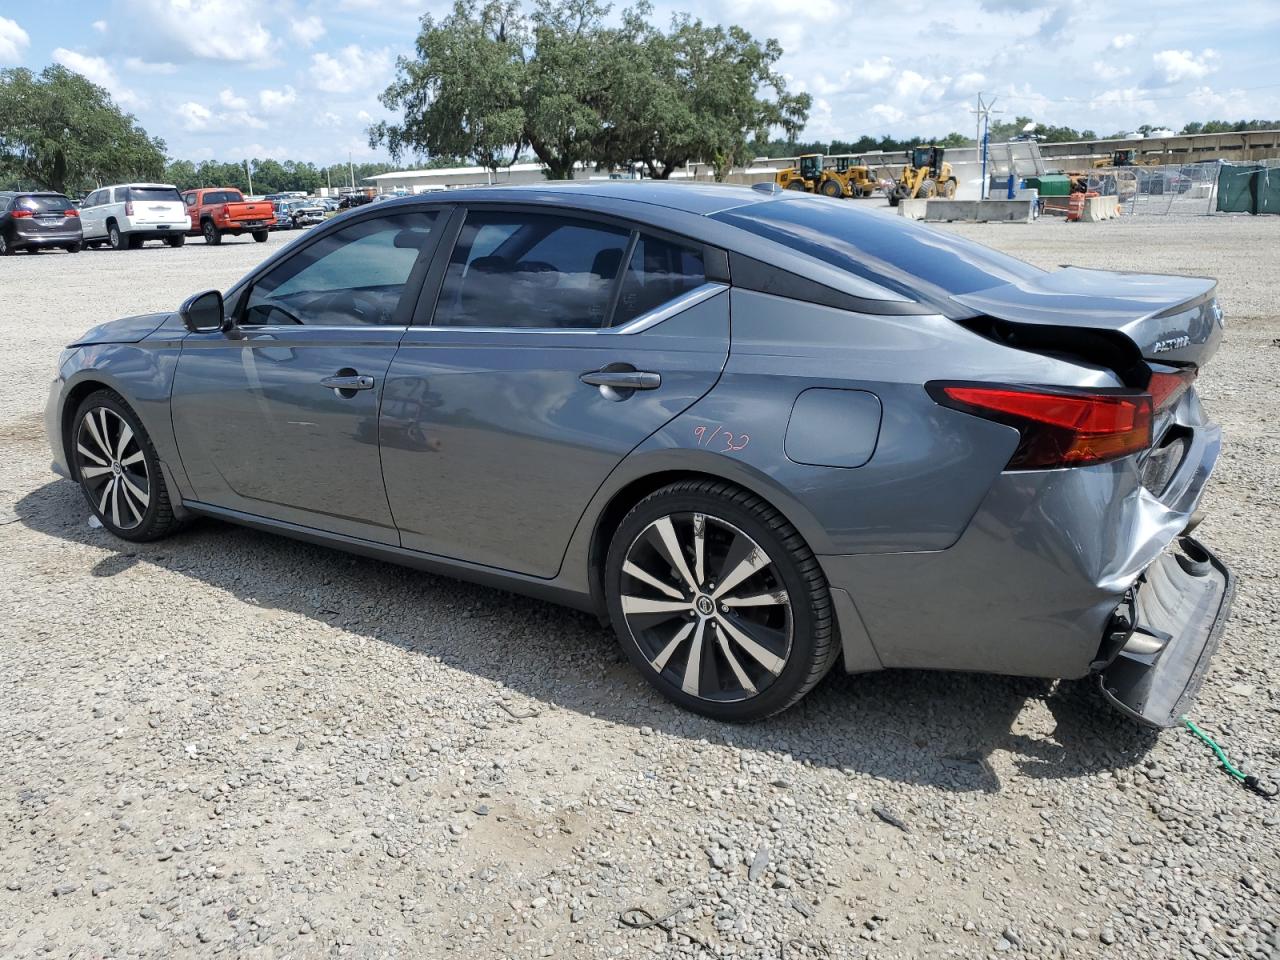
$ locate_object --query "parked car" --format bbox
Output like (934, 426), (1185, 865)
(79, 183), (187, 250)
(338, 191), (373, 209)
(318, 197), (340, 212)
(283, 198), (325, 228)
(182, 188), (274, 244)
(0, 191), (83, 255)
(270, 201), (294, 230)
(45, 183), (1230, 726)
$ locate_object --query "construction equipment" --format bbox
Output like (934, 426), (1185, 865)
(831, 157), (879, 197)
(774, 154), (847, 198)
(1095, 149), (1144, 169)
(888, 145), (957, 206)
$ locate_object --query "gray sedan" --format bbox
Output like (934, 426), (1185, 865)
(44, 182), (1231, 724)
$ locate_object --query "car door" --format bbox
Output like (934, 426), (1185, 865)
(80, 190), (105, 239)
(170, 207), (444, 543)
(380, 206), (730, 577)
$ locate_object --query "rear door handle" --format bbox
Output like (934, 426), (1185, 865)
(579, 369), (661, 391)
(320, 374), (375, 391)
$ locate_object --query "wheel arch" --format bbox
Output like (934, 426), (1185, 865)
(60, 377), (116, 480)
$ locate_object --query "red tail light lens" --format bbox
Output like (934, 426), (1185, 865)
(1147, 368), (1197, 411)
(11, 209), (32, 218)
(64, 208), (79, 217)
(125, 201), (134, 216)
(929, 382), (1153, 469)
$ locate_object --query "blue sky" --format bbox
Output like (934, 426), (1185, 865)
(1, 0), (1278, 166)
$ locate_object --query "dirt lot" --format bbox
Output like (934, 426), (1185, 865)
(2, 213), (1278, 960)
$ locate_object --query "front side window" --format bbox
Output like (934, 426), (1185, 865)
(242, 211), (438, 326)
(433, 211), (630, 329)
(612, 234), (707, 327)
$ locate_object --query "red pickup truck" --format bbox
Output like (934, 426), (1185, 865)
(182, 188), (275, 245)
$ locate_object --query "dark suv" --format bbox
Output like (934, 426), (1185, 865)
(0, 191), (83, 255)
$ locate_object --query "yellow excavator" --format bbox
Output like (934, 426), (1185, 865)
(888, 145), (957, 206)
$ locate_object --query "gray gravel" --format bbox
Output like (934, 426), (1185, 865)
(1, 215), (1278, 959)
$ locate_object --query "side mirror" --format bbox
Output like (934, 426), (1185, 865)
(179, 289), (226, 333)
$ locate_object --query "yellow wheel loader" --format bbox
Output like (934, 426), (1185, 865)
(832, 157), (879, 198)
(775, 154), (848, 198)
(887, 145), (957, 206)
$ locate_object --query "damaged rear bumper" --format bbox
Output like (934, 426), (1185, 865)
(1097, 536), (1233, 728)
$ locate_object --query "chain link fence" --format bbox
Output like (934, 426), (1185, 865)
(1073, 159), (1280, 216)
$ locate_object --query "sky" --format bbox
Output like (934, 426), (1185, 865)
(1, 0), (1278, 167)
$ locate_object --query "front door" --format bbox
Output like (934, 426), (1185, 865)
(171, 208), (443, 543)
(381, 208), (730, 577)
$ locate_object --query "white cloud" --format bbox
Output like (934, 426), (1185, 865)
(893, 70), (931, 99)
(92, 20), (108, 34)
(950, 71), (986, 96)
(124, 0), (275, 65)
(259, 85), (297, 112)
(1111, 33), (1135, 49)
(869, 104), (905, 125)
(124, 57), (177, 73)
(290, 16), (326, 46)
(52, 47), (143, 108)
(0, 16), (30, 64)
(1152, 48), (1218, 84)
(309, 45), (395, 93)
(1092, 61), (1131, 81)
(176, 101), (213, 131)
(849, 57), (893, 85)
(219, 88), (249, 110)
(356, 109), (374, 123)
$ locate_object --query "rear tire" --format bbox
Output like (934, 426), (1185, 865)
(166, 235), (185, 248)
(202, 220), (222, 245)
(605, 480), (837, 721)
(65, 242), (82, 253)
(71, 389), (182, 543)
(0, 231), (11, 255)
(942, 178), (957, 199)
(108, 222), (125, 251)
(252, 230), (268, 242)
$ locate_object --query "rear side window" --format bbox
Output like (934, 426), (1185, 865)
(712, 198), (1043, 309)
(433, 211), (630, 329)
(612, 234), (706, 326)
(127, 186), (183, 203)
(203, 190), (240, 204)
(17, 194), (75, 214)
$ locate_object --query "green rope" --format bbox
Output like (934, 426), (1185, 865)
(1184, 717), (1247, 780)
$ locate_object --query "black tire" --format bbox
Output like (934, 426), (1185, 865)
(0, 231), (11, 256)
(887, 193), (900, 207)
(71, 389), (182, 543)
(66, 242), (82, 253)
(166, 234), (185, 248)
(252, 229), (268, 242)
(605, 479), (837, 721)
(202, 220), (222, 245)
(785, 180), (808, 192)
(820, 178), (843, 198)
(23, 246), (38, 254)
(128, 234), (144, 250)
(108, 222), (126, 250)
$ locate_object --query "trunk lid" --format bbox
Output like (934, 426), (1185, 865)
(951, 267), (1224, 372)
(224, 200), (273, 221)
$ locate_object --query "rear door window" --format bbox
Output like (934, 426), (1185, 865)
(612, 234), (707, 326)
(432, 210), (630, 329)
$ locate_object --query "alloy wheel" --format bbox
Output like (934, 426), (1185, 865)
(75, 406), (150, 530)
(620, 512), (792, 703)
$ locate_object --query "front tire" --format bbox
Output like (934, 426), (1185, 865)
(820, 178), (843, 198)
(605, 480), (837, 721)
(72, 390), (181, 542)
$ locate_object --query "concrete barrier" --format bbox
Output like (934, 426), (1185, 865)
(920, 199), (1036, 223)
(897, 199), (929, 219)
(1080, 195), (1121, 221)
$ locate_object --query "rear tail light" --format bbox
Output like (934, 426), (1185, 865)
(1147, 368), (1197, 411)
(125, 201), (134, 216)
(65, 208), (79, 218)
(929, 382), (1153, 469)
(11, 209), (32, 218)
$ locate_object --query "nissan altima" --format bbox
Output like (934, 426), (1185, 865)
(46, 182), (1231, 724)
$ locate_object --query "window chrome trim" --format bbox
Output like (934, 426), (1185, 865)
(421, 282), (728, 337)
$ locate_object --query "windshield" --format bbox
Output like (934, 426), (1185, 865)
(128, 187), (182, 203)
(713, 197), (1044, 310)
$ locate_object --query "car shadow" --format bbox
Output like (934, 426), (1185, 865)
(16, 479), (1158, 794)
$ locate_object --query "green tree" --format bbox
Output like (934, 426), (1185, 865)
(0, 65), (166, 194)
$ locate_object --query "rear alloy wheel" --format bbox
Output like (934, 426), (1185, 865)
(202, 220), (222, 245)
(606, 480), (837, 721)
(108, 223), (125, 250)
(72, 390), (181, 542)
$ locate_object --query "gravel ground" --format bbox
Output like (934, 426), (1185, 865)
(1, 214), (1278, 960)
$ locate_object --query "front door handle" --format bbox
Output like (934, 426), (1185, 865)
(579, 369), (662, 391)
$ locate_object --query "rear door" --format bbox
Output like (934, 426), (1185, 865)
(171, 207), (444, 543)
(381, 206), (730, 577)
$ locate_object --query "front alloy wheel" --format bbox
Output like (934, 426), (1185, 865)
(72, 390), (181, 542)
(606, 480), (837, 720)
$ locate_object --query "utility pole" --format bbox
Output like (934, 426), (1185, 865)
(348, 152), (355, 189)
(969, 94), (1003, 200)
(245, 159), (253, 196)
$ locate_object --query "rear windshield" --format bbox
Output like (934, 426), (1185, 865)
(17, 194), (75, 214)
(712, 198), (1044, 309)
(203, 190), (243, 204)
(128, 187), (182, 203)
